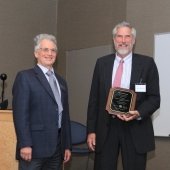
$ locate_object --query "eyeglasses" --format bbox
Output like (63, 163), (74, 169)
(39, 48), (57, 54)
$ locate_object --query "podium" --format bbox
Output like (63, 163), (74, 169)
(0, 110), (18, 170)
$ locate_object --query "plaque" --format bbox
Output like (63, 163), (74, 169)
(106, 87), (136, 115)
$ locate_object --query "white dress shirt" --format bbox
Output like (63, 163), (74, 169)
(112, 53), (132, 89)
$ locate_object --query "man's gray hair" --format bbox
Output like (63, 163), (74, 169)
(34, 34), (57, 51)
(112, 21), (136, 38)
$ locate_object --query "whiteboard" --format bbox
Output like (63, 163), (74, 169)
(153, 33), (170, 137)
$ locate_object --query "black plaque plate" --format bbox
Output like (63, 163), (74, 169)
(106, 87), (136, 115)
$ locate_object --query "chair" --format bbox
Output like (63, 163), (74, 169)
(70, 120), (91, 170)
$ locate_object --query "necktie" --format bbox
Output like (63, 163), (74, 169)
(46, 70), (63, 128)
(113, 59), (124, 87)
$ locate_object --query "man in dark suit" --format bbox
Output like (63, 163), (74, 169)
(87, 21), (160, 170)
(12, 34), (71, 170)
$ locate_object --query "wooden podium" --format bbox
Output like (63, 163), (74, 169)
(0, 110), (18, 170)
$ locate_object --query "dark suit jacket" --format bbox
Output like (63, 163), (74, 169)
(87, 53), (160, 154)
(12, 65), (71, 159)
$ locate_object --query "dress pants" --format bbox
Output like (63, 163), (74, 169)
(19, 131), (62, 170)
(94, 118), (147, 170)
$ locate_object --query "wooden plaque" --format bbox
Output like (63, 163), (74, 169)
(106, 87), (136, 115)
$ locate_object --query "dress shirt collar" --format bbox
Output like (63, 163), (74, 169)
(37, 64), (54, 75)
(115, 52), (132, 63)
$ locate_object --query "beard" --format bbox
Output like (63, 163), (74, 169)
(117, 48), (130, 56)
(115, 43), (133, 56)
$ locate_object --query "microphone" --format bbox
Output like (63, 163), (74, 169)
(0, 73), (7, 81)
(0, 73), (7, 103)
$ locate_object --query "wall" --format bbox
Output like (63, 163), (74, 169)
(57, 0), (126, 76)
(66, 45), (113, 124)
(126, 0), (170, 56)
(0, 0), (57, 108)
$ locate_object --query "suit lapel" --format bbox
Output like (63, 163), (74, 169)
(130, 54), (143, 89)
(33, 66), (56, 102)
(104, 54), (116, 93)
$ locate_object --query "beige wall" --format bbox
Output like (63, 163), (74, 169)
(57, 0), (126, 76)
(0, 0), (57, 108)
(127, 0), (170, 56)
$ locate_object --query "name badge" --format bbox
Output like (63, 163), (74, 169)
(135, 84), (146, 92)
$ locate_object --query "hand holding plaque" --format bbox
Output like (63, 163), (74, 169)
(106, 87), (136, 115)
